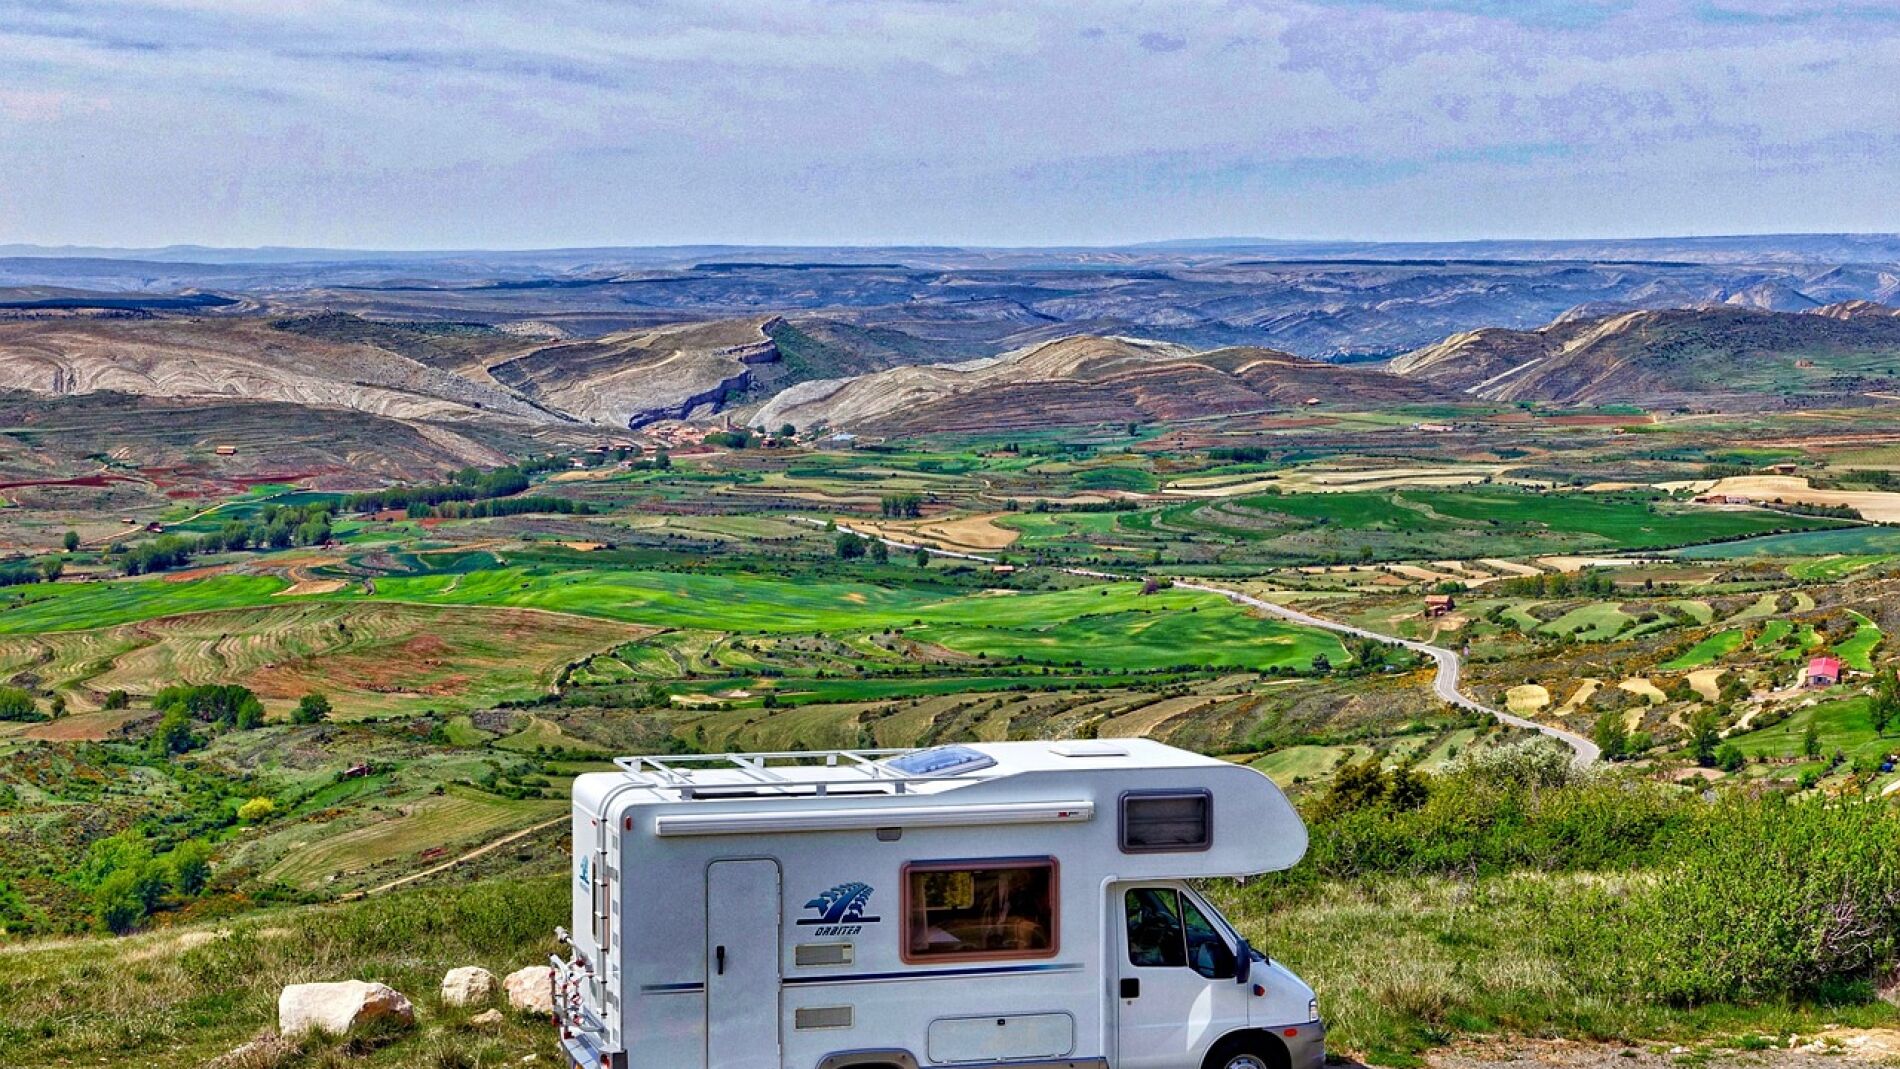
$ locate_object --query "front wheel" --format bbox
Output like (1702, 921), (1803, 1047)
(1202, 1034), (1284, 1069)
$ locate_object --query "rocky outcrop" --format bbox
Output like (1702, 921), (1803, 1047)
(504, 966), (555, 1015)
(278, 980), (415, 1038)
(487, 316), (784, 429)
(441, 966), (498, 1007)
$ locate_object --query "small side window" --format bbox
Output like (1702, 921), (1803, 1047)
(1120, 790), (1211, 853)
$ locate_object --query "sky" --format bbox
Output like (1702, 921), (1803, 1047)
(1, 0), (1897, 249)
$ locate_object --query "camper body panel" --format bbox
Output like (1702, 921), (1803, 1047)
(557, 741), (1320, 1069)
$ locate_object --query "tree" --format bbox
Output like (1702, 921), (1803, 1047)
(0, 686), (39, 722)
(870, 539), (889, 564)
(835, 533), (867, 560)
(293, 692), (332, 724)
(1870, 668), (1899, 736)
(1716, 744), (1746, 773)
(102, 689), (130, 710)
(149, 708), (199, 756)
(1310, 653), (1332, 674)
(1802, 720), (1822, 759)
(1687, 708), (1721, 767)
(1593, 709), (1630, 761)
(778, 423), (796, 437)
(38, 557), (62, 582)
(1315, 755), (1389, 818)
(169, 840), (213, 897)
(94, 869), (147, 934)
(913, 548), (931, 568)
(1385, 761), (1431, 811)
(62, 530), (79, 553)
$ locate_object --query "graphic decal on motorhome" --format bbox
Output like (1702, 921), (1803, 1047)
(799, 882), (880, 935)
(577, 854), (590, 888)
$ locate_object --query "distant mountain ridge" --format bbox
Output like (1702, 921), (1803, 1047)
(1387, 303), (1900, 407)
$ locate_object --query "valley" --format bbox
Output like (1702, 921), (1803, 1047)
(5, 243), (1900, 1067)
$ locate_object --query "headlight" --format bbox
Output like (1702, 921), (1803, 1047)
(1308, 997), (1320, 1022)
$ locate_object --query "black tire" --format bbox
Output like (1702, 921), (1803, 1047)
(1202, 1032), (1287, 1069)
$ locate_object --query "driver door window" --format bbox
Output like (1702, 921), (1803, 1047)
(1124, 888), (1233, 980)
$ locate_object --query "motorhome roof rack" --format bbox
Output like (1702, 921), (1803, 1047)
(612, 747), (992, 799)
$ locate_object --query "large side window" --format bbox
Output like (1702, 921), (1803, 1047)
(1125, 888), (1234, 980)
(903, 858), (1057, 962)
(1120, 791), (1212, 853)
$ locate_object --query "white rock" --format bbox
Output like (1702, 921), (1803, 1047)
(441, 966), (498, 1007)
(278, 980), (416, 1038)
(469, 1008), (504, 1027)
(504, 965), (554, 1015)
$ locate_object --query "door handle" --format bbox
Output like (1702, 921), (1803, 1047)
(1119, 978), (1139, 999)
(716, 945), (726, 975)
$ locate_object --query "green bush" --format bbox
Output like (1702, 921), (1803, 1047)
(1290, 742), (1693, 882)
(1562, 796), (1900, 1004)
(0, 685), (41, 722)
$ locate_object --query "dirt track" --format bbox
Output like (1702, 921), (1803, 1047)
(1417, 1034), (1900, 1068)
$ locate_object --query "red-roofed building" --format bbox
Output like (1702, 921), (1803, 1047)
(1807, 656), (1844, 688)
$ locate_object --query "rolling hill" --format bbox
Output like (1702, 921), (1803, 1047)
(1387, 305), (1900, 407)
(747, 334), (1454, 434)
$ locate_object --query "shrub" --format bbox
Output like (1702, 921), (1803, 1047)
(1563, 796), (1900, 1004)
(237, 797), (276, 823)
(0, 686), (40, 722)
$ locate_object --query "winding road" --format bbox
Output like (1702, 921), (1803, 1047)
(809, 518), (1599, 766)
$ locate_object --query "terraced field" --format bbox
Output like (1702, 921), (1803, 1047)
(0, 602), (646, 718)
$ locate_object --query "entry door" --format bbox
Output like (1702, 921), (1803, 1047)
(1115, 885), (1237, 1069)
(707, 859), (782, 1069)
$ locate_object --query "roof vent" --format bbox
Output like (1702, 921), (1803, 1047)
(1052, 742), (1129, 758)
(884, 745), (995, 776)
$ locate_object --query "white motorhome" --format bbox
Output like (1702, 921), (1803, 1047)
(552, 740), (1323, 1069)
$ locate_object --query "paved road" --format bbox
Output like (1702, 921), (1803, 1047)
(810, 518), (1599, 766)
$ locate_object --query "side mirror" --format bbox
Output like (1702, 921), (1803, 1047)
(1234, 938), (1252, 985)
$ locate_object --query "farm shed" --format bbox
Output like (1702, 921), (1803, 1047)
(1807, 656), (1844, 688)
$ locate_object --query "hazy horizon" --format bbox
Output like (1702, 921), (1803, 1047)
(4, 230), (1899, 260)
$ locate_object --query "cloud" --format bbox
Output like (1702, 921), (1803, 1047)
(0, 0), (1894, 246)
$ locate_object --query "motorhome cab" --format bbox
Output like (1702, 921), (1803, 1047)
(553, 740), (1323, 1069)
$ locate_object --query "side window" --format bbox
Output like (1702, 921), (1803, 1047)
(1180, 895), (1236, 980)
(904, 858), (1057, 962)
(1120, 791), (1212, 853)
(1124, 888), (1185, 968)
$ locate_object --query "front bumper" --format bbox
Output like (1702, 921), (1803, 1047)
(1277, 1019), (1326, 1069)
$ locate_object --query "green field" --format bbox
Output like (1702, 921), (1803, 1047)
(1159, 487), (1840, 561)
(1677, 526), (1900, 559)
(0, 567), (1346, 675)
(1663, 629), (1747, 669)
(262, 787), (562, 889)
(1835, 610), (1884, 671)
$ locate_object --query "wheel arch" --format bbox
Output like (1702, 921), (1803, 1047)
(1202, 1027), (1292, 1069)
